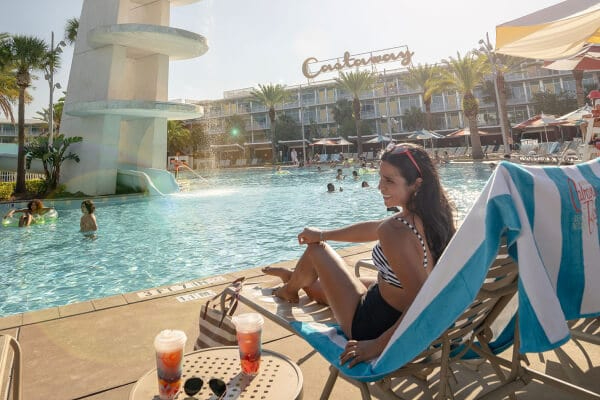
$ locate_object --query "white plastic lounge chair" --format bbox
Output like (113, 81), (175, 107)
(233, 159), (600, 399)
(0, 334), (22, 400)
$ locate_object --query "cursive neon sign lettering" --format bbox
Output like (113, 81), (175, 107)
(302, 48), (414, 79)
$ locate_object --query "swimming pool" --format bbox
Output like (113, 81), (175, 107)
(0, 163), (493, 317)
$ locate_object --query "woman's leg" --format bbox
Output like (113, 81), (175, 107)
(273, 242), (367, 337)
(263, 266), (375, 306)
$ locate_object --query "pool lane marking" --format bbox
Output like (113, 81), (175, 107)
(136, 276), (227, 298)
(176, 290), (217, 303)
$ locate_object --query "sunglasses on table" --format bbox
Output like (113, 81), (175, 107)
(184, 377), (226, 399)
(385, 144), (422, 177)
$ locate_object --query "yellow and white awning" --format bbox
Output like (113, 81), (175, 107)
(496, 0), (600, 60)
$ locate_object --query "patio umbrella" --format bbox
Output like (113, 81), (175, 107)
(495, 0), (600, 60)
(408, 129), (444, 148)
(543, 44), (600, 70)
(513, 114), (563, 142)
(365, 135), (393, 144)
(408, 129), (444, 140)
(556, 105), (593, 125)
(446, 128), (491, 148)
(446, 128), (490, 137)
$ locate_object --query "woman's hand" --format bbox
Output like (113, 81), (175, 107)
(4, 209), (15, 218)
(339, 339), (383, 368)
(297, 227), (322, 245)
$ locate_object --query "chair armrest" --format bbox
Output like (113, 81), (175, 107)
(355, 258), (377, 277)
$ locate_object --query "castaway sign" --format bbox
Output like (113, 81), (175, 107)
(302, 46), (414, 79)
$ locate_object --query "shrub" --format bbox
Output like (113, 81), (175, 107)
(0, 179), (45, 201)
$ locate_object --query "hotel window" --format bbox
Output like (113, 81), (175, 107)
(253, 114), (267, 129)
(431, 94), (444, 112)
(318, 89), (326, 104)
(526, 81), (541, 97)
(509, 84), (526, 102)
(238, 101), (251, 113)
(389, 101), (399, 116)
(374, 82), (385, 97)
(302, 92), (315, 105)
(444, 92), (459, 110)
(431, 113), (447, 130)
(562, 78), (575, 93)
(542, 78), (562, 94)
(399, 95), (421, 113)
(583, 76), (595, 90)
(448, 112), (460, 129)
(303, 109), (316, 124)
(507, 106), (528, 124)
(396, 80), (410, 94)
(326, 89), (335, 103)
(361, 102), (375, 117)
(319, 107), (328, 122)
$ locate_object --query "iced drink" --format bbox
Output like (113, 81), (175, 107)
(232, 313), (264, 376)
(154, 329), (187, 400)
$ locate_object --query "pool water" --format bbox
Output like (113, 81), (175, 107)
(0, 163), (493, 317)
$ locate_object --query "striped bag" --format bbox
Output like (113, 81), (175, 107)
(194, 277), (245, 349)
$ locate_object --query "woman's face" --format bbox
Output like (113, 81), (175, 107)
(81, 204), (88, 214)
(377, 160), (417, 208)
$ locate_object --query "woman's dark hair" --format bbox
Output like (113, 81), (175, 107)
(27, 199), (44, 211)
(82, 200), (95, 214)
(381, 143), (455, 262)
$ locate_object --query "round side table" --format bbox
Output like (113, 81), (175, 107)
(129, 346), (303, 399)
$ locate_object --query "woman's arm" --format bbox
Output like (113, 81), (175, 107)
(340, 317), (402, 367)
(4, 208), (26, 218)
(298, 219), (384, 245)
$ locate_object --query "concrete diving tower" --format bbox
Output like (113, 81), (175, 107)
(61, 0), (207, 196)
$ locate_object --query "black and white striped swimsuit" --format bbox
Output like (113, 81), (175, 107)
(371, 216), (429, 288)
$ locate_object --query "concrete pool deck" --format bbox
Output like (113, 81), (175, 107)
(1, 243), (599, 400)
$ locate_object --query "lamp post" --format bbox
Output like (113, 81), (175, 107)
(479, 33), (510, 156)
(299, 85), (307, 165)
(45, 31), (66, 146)
(378, 72), (392, 139)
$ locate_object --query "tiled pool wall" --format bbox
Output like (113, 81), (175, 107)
(0, 193), (151, 214)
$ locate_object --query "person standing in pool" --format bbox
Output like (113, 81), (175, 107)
(80, 200), (98, 235)
(4, 199), (53, 227)
(264, 143), (455, 366)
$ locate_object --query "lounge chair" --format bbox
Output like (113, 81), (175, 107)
(232, 159), (600, 399)
(0, 334), (22, 400)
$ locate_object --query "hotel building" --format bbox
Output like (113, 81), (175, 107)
(186, 60), (597, 159)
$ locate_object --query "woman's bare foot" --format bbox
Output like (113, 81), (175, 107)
(262, 266), (293, 283)
(272, 284), (300, 303)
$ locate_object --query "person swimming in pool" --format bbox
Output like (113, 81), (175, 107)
(264, 143), (455, 366)
(80, 200), (98, 235)
(4, 199), (54, 227)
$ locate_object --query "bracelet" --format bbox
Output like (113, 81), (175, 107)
(320, 231), (325, 242)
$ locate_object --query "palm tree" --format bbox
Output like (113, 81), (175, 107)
(403, 64), (441, 130)
(1, 35), (48, 195)
(0, 33), (17, 122)
(167, 120), (192, 155)
(64, 18), (79, 45)
(334, 70), (376, 156)
(24, 134), (82, 193)
(437, 52), (489, 160)
(250, 83), (290, 163)
(477, 34), (526, 154)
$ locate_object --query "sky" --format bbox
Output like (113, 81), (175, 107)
(2, 0), (563, 119)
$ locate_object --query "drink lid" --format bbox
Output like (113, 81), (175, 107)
(154, 329), (187, 351)
(232, 313), (264, 332)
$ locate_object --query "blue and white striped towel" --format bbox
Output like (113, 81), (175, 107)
(291, 158), (600, 382)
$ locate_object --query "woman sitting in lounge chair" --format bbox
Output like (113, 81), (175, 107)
(264, 143), (455, 367)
